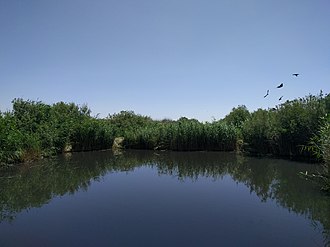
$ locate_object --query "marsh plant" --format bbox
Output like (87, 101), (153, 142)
(0, 92), (329, 172)
(302, 115), (330, 192)
(0, 99), (115, 166)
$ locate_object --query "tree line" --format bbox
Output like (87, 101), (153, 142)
(1, 92), (329, 168)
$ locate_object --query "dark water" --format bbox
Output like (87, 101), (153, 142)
(0, 150), (329, 247)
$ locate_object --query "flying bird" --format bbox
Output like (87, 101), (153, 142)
(292, 73), (299, 77)
(277, 83), (283, 88)
(264, 90), (269, 98)
(279, 96), (283, 101)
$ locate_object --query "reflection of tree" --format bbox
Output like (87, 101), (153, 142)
(154, 152), (231, 181)
(0, 151), (150, 222)
(153, 153), (330, 245)
(0, 150), (329, 244)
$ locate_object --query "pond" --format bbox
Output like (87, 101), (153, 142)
(0, 150), (329, 246)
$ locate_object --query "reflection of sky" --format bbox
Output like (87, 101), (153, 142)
(1, 1), (329, 121)
(0, 151), (326, 246)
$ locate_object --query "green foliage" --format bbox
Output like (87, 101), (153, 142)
(242, 109), (276, 154)
(0, 99), (115, 166)
(224, 105), (250, 128)
(302, 115), (330, 192)
(107, 110), (153, 137)
(1, 92), (329, 167)
(241, 93), (329, 158)
(117, 117), (238, 151)
(275, 94), (327, 156)
(71, 118), (115, 151)
(0, 113), (21, 164)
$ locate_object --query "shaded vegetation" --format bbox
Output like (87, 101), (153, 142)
(302, 114), (330, 192)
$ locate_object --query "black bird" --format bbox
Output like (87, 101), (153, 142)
(292, 73), (299, 77)
(277, 83), (283, 88)
(279, 96), (283, 101)
(264, 90), (269, 98)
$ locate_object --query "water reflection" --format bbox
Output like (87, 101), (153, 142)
(0, 150), (329, 245)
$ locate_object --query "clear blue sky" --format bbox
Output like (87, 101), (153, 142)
(1, 0), (329, 121)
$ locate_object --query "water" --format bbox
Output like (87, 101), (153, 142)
(0, 150), (329, 246)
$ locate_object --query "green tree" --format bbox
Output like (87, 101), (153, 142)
(224, 105), (250, 128)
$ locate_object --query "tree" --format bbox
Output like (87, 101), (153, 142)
(224, 105), (250, 128)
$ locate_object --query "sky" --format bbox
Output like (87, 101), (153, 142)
(1, 0), (329, 121)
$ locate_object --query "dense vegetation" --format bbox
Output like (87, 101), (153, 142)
(0, 99), (114, 166)
(1, 94), (328, 242)
(302, 114), (330, 192)
(0, 92), (329, 170)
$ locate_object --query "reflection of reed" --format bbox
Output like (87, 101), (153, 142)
(0, 150), (329, 242)
(153, 151), (234, 181)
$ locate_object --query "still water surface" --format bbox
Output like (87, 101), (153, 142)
(0, 150), (329, 246)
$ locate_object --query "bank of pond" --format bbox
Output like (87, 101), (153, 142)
(0, 93), (329, 192)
